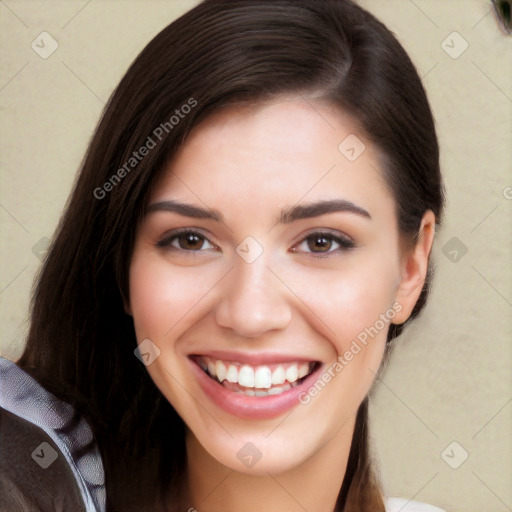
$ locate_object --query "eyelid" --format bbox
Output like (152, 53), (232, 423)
(292, 227), (355, 245)
(290, 229), (356, 255)
(156, 227), (218, 251)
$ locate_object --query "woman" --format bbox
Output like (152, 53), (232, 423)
(1, 0), (445, 510)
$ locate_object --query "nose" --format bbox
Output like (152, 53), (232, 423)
(214, 259), (293, 338)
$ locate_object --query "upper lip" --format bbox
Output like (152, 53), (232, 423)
(189, 350), (319, 365)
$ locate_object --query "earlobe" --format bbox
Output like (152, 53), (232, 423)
(393, 210), (436, 324)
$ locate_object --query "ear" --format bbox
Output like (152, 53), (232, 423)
(393, 210), (436, 324)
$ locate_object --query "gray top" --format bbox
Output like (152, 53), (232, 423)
(0, 357), (106, 512)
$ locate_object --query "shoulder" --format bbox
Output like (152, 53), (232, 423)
(385, 497), (446, 512)
(0, 357), (106, 512)
(0, 406), (86, 511)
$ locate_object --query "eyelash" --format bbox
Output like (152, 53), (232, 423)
(156, 228), (356, 257)
(292, 230), (356, 256)
(156, 228), (217, 252)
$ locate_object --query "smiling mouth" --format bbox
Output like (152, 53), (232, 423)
(193, 356), (321, 397)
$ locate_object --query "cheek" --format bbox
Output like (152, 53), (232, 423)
(279, 255), (399, 352)
(291, 258), (398, 418)
(127, 250), (226, 410)
(128, 251), (220, 341)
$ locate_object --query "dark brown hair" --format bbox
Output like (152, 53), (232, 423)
(18, 0), (444, 510)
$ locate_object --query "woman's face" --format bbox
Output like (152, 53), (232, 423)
(128, 98), (422, 475)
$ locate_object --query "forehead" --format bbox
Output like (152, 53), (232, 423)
(151, 98), (395, 223)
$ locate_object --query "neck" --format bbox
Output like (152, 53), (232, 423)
(185, 416), (355, 512)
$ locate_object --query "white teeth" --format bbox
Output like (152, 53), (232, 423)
(244, 389), (255, 397)
(204, 358), (314, 391)
(271, 366), (286, 385)
(285, 365), (299, 383)
(257, 383), (292, 397)
(254, 366), (272, 389)
(215, 360), (227, 382)
(238, 365), (255, 387)
(298, 363), (310, 379)
(226, 364), (238, 383)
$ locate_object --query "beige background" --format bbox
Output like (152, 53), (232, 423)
(0, 1), (510, 510)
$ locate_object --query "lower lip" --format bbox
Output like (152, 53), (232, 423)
(189, 358), (324, 420)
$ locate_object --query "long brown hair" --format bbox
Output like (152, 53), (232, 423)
(18, 1), (444, 510)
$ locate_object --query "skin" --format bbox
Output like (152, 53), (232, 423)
(127, 97), (435, 511)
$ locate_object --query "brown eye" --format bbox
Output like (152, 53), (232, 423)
(293, 231), (356, 255)
(176, 232), (206, 250)
(156, 230), (216, 252)
(307, 234), (333, 253)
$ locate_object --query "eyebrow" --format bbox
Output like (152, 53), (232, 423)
(146, 200), (223, 221)
(146, 198), (371, 223)
(279, 199), (371, 223)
